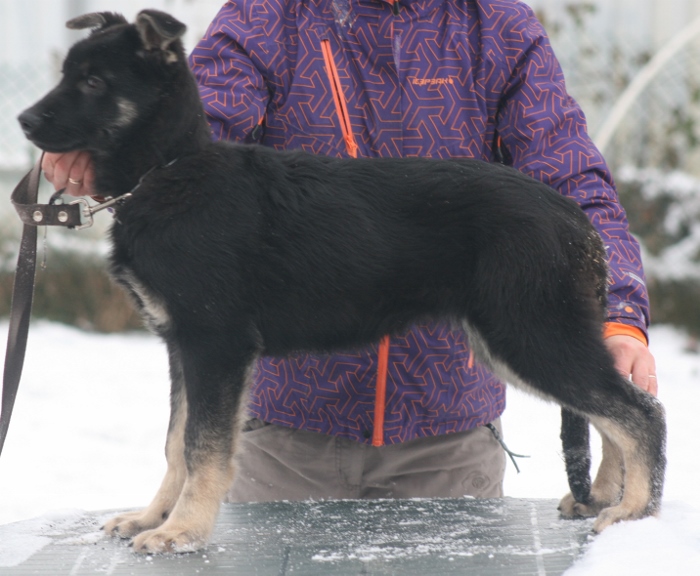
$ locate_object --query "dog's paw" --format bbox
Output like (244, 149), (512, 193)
(131, 527), (205, 554)
(558, 492), (578, 517)
(592, 504), (645, 533)
(559, 492), (612, 519)
(103, 510), (166, 539)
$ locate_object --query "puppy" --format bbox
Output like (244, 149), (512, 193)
(17, 10), (665, 553)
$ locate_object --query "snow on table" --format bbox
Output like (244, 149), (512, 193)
(0, 498), (591, 575)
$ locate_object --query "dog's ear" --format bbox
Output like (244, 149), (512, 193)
(66, 12), (128, 32)
(135, 10), (187, 54)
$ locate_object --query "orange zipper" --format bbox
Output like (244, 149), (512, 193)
(373, 336), (390, 447)
(321, 38), (388, 444)
(320, 38), (359, 158)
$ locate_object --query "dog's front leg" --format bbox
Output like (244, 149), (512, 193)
(130, 343), (255, 554)
(104, 343), (188, 538)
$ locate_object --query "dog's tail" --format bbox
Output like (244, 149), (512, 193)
(560, 408), (593, 505)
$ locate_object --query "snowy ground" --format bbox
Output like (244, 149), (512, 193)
(0, 321), (699, 573)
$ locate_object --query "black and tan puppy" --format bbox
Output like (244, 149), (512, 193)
(17, 11), (665, 553)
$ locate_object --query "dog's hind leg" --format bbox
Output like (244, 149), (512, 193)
(463, 319), (665, 532)
(130, 338), (257, 554)
(103, 343), (188, 538)
(587, 392), (666, 533)
(557, 364), (665, 531)
(554, 362), (665, 530)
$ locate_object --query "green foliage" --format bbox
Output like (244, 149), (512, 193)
(0, 251), (143, 333)
(617, 171), (700, 334)
(564, 2), (597, 29)
(617, 180), (690, 257)
(647, 278), (700, 335)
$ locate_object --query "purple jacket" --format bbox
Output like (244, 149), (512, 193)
(189, 0), (650, 445)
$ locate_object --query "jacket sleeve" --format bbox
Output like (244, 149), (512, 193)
(188, 1), (270, 143)
(493, 5), (650, 338)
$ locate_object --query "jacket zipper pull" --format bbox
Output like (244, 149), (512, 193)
(393, 0), (399, 15)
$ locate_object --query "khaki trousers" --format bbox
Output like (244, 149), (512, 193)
(226, 418), (506, 502)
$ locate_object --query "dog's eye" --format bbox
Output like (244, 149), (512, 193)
(85, 76), (104, 90)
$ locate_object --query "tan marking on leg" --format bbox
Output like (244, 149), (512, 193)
(104, 390), (188, 539)
(587, 428), (624, 508)
(131, 370), (254, 553)
(131, 456), (235, 553)
(589, 416), (652, 532)
(231, 371), (254, 456)
(560, 430), (624, 517)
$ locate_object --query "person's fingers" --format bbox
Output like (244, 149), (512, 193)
(83, 163), (96, 197)
(50, 153), (74, 189)
(40, 151), (94, 196)
(629, 358), (657, 395)
(41, 152), (59, 185)
(647, 373), (658, 396)
(66, 152), (94, 196)
(606, 334), (658, 396)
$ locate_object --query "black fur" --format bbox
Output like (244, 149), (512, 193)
(17, 10), (666, 553)
(561, 409), (593, 506)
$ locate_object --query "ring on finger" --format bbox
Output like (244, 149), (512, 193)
(68, 177), (82, 185)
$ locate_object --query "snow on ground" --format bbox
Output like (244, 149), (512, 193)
(0, 321), (699, 573)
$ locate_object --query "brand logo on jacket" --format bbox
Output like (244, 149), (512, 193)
(410, 77), (456, 86)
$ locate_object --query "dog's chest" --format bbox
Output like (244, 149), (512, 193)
(113, 265), (171, 333)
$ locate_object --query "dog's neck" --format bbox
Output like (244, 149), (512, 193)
(92, 72), (211, 196)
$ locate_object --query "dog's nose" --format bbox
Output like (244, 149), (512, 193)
(17, 109), (51, 136)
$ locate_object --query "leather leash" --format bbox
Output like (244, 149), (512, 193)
(0, 156), (82, 457)
(0, 157), (172, 457)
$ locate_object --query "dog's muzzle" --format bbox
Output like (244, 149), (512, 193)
(17, 109), (52, 138)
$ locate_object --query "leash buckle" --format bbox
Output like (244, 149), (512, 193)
(68, 193), (133, 230)
(67, 197), (95, 230)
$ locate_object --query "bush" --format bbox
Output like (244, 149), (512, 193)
(617, 167), (700, 335)
(647, 278), (700, 333)
(0, 251), (142, 333)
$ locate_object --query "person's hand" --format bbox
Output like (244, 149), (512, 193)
(42, 151), (95, 197)
(605, 334), (658, 396)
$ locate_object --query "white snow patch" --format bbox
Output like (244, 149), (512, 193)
(0, 509), (86, 567)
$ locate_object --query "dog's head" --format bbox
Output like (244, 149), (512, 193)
(17, 10), (187, 153)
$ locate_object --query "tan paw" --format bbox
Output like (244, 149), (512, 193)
(559, 491), (614, 519)
(103, 510), (166, 539)
(558, 492), (578, 517)
(131, 527), (206, 554)
(592, 505), (642, 533)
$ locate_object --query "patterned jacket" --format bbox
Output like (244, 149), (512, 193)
(189, 0), (650, 445)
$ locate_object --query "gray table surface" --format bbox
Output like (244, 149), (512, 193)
(0, 498), (594, 575)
